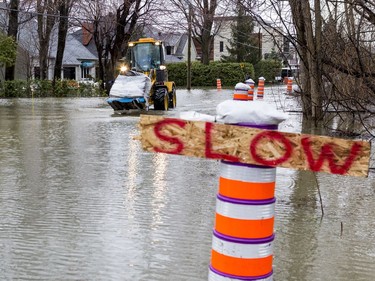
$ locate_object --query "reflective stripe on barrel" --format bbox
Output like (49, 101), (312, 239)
(209, 266), (273, 281)
(219, 161), (276, 201)
(211, 231), (274, 278)
(215, 195), (275, 239)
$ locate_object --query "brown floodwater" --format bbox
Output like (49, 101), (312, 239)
(0, 88), (374, 280)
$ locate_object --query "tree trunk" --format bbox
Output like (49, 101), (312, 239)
(200, 0), (216, 65)
(54, 1), (70, 81)
(289, 0), (323, 121)
(109, 0), (140, 80)
(5, 0), (19, 80)
(200, 31), (212, 65)
(37, 0), (56, 80)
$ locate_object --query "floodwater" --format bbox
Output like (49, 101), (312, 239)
(0, 87), (374, 281)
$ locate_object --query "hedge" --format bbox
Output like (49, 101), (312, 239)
(254, 59), (283, 83)
(167, 62), (255, 88)
(0, 80), (106, 98)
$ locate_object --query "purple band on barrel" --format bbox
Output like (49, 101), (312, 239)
(221, 160), (275, 169)
(213, 230), (274, 244)
(217, 194), (276, 205)
(210, 265), (273, 280)
(236, 123), (278, 130)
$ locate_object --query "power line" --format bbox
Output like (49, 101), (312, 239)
(0, 4), (283, 57)
(0, 6), (101, 22)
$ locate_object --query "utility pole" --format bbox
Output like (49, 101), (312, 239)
(258, 27), (262, 61)
(187, 3), (192, 90)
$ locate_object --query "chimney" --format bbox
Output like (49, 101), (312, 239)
(82, 23), (93, 46)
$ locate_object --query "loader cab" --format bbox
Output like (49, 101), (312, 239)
(129, 38), (166, 73)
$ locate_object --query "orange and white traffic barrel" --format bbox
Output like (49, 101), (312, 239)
(245, 79), (255, 101)
(209, 231), (274, 280)
(218, 160), (277, 201)
(217, 79), (222, 90)
(287, 77), (293, 94)
(257, 77), (265, 99)
(233, 83), (250, 101)
(209, 108), (282, 280)
(215, 194), (275, 239)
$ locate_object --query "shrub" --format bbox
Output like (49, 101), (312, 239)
(0, 80), (29, 98)
(254, 59), (283, 83)
(0, 79), (106, 98)
(167, 61), (255, 88)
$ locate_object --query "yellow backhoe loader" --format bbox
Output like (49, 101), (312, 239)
(107, 38), (177, 113)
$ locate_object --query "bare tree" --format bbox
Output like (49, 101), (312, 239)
(5, 0), (19, 80)
(74, 0), (152, 92)
(225, 0), (375, 136)
(168, 0), (226, 64)
(36, 0), (57, 79)
(53, 0), (74, 81)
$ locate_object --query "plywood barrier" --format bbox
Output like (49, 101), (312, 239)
(138, 115), (371, 177)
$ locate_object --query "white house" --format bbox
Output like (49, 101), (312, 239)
(19, 21), (98, 81)
(144, 26), (198, 63)
(213, 17), (290, 64)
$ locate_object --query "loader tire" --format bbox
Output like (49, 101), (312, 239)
(169, 86), (177, 108)
(154, 88), (169, 111)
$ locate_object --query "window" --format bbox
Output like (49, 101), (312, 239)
(63, 67), (76, 80)
(220, 41), (224, 52)
(166, 46), (172, 55)
(81, 66), (90, 78)
(34, 67), (40, 79)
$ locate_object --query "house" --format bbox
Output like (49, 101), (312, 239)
(143, 26), (198, 63)
(0, 3), (98, 82)
(48, 32), (98, 81)
(71, 23), (98, 58)
(18, 21), (97, 80)
(213, 16), (290, 64)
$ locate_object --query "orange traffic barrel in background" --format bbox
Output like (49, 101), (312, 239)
(287, 77), (293, 94)
(217, 79), (222, 90)
(257, 77), (265, 99)
(245, 78), (255, 101)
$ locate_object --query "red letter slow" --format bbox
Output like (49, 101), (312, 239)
(153, 119), (186, 154)
(301, 137), (362, 175)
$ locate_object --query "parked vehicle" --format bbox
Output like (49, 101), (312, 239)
(275, 66), (299, 82)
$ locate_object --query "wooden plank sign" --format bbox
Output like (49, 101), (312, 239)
(138, 115), (371, 177)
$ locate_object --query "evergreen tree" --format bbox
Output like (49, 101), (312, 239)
(221, 2), (260, 65)
(0, 34), (17, 68)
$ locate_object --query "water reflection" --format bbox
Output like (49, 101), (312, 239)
(151, 153), (168, 228)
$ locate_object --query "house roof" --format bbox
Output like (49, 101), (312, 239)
(50, 33), (98, 65)
(0, 2), (7, 33)
(16, 19), (97, 65)
(175, 33), (188, 56)
(71, 28), (98, 57)
(165, 54), (184, 63)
